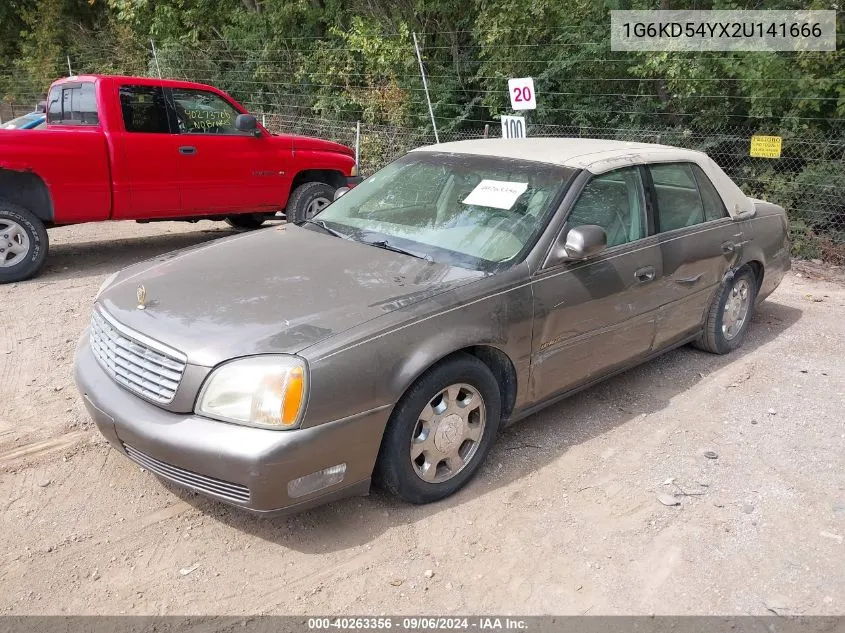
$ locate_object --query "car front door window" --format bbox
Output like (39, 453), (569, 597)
(566, 167), (646, 248)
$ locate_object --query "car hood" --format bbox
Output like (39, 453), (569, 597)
(98, 225), (480, 367)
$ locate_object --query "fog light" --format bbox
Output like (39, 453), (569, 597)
(287, 463), (347, 498)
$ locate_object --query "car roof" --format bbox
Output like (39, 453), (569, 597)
(412, 137), (754, 219)
(413, 137), (701, 170)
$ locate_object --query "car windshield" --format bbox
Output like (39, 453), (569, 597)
(2, 113), (44, 129)
(315, 152), (575, 271)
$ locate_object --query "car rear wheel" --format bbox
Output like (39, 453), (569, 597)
(285, 181), (335, 223)
(375, 354), (501, 504)
(0, 200), (49, 284)
(225, 214), (267, 230)
(694, 266), (758, 355)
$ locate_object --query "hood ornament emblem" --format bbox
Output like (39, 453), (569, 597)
(136, 284), (147, 310)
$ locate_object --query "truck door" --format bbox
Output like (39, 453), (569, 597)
(111, 84), (182, 219)
(167, 87), (290, 215)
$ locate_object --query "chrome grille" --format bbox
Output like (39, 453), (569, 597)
(90, 309), (186, 404)
(123, 443), (250, 503)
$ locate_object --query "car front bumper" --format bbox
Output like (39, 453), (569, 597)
(74, 333), (390, 516)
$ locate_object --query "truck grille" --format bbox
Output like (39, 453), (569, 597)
(90, 309), (187, 404)
(123, 443), (250, 504)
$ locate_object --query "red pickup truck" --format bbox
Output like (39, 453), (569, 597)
(0, 75), (360, 283)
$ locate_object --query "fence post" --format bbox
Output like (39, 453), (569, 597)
(355, 120), (361, 169)
(150, 39), (163, 78)
(412, 32), (439, 144)
(66, 56), (73, 77)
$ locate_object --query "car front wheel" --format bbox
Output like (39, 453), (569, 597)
(695, 266), (758, 354)
(376, 353), (501, 504)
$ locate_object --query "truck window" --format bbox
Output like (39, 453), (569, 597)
(46, 82), (98, 125)
(170, 88), (244, 135)
(119, 86), (171, 134)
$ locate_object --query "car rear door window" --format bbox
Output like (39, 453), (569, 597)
(119, 86), (171, 134)
(649, 163), (709, 232)
(690, 164), (728, 222)
(566, 167), (646, 248)
(169, 88), (243, 135)
(46, 82), (98, 125)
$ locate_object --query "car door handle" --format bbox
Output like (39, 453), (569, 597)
(675, 272), (704, 285)
(721, 241), (735, 254)
(179, 146), (197, 155)
(634, 266), (656, 283)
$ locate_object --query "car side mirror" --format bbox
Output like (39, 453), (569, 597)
(549, 225), (607, 265)
(333, 187), (351, 201)
(235, 114), (260, 136)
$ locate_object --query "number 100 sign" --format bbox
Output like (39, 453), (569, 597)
(508, 77), (536, 110)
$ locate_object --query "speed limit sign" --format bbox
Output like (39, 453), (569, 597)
(508, 77), (536, 110)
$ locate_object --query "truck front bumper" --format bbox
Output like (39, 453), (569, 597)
(74, 333), (390, 516)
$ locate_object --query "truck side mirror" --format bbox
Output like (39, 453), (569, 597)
(235, 114), (260, 136)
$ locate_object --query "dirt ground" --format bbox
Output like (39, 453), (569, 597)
(1, 221), (843, 616)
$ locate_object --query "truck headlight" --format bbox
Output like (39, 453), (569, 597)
(196, 356), (307, 429)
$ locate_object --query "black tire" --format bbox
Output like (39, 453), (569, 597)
(225, 214), (267, 230)
(694, 266), (758, 355)
(375, 353), (502, 504)
(0, 200), (49, 284)
(285, 181), (336, 223)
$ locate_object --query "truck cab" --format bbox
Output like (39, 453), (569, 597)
(0, 75), (358, 283)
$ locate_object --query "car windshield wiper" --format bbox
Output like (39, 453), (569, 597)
(363, 239), (432, 261)
(297, 219), (352, 240)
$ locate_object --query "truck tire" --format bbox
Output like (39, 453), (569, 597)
(225, 214), (267, 230)
(0, 200), (49, 284)
(285, 182), (335, 223)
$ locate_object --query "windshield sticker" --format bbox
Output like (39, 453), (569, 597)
(462, 180), (529, 210)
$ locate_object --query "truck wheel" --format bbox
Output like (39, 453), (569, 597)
(0, 200), (49, 284)
(285, 182), (335, 223)
(225, 214), (266, 230)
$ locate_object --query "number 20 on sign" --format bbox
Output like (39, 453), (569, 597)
(508, 77), (536, 110)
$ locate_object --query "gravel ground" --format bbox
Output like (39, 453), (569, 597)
(1, 221), (843, 616)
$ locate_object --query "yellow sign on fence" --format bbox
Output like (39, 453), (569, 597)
(750, 135), (782, 158)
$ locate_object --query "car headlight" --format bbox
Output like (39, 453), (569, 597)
(195, 356), (308, 430)
(95, 272), (119, 299)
